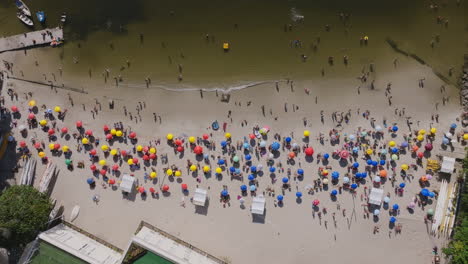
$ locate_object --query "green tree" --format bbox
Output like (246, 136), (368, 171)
(443, 219), (468, 264)
(0, 185), (52, 247)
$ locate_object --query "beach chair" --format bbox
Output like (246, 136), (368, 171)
(193, 188), (207, 206)
(251, 195), (266, 215)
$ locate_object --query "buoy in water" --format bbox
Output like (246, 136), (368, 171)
(223, 42), (229, 52)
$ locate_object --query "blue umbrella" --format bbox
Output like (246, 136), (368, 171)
(271, 142), (280, 151)
(243, 142), (250, 149)
(392, 126), (398, 132)
(355, 172), (362, 178)
(323, 153), (330, 159)
(366, 159), (372, 165)
(234, 168), (241, 174)
(353, 162), (359, 168)
(297, 169), (304, 175)
(379, 160), (386, 166)
(331, 190), (338, 196)
(277, 195), (284, 201)
(361, 172), (368, 178)
(221, 141), (227, 147)
(442, 138), (449, 145)
(296, 192), (302, 198)
(383, 196), (390, 203)
(420, 188), (430, 196)
(240, 185), (247, 191)
(229, 166), (236, 173)
(7, 136), (14, 142)
(352, 147), (359, 153)
(332, 171), (339, 179)
(391, 147), (398, 153)
(269, 167), (276, 173)
(221, 190), (229, 196)
(428, 192), (435, 198)
(351, 183), (358, 189)
(285, 137), (292, 143)
(282, 177), (289, 183)
(248, 174), (255, 181)
(87, 178), (95, 184)
(259, 141), (267, 148)
(390, 217), (397, 223)
(372, 160), (378, 166)
(203, 154), (209, 160)
(450, 123), (457, 129)
(218, 159), (225, 165)
(399, 183), (406, 188)
(381, 149), (388, 155)
(393, 204), (399, 210)
(245, 154), (252, 161)
(47, 109), (53, 114)
(250, 185), (256, 191)
(250, 166), (257, 172)
(401, 141), (409, 147)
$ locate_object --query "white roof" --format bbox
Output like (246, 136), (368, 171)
(441, 156), (455, 173)
(193, 188), (207, 206)
(369, 188), (384, 206)
(38, 224), (122, 264)
(120, 174), (135, 192)
(251, 195), (266, 215)
(132, 226), (220, 264)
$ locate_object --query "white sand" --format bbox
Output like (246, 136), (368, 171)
(1, 48), (461, 264)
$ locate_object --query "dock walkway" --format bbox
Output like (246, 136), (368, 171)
(0, 27), (63, 53)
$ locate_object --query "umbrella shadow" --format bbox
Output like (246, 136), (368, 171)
(12, 112), (21, 119)
(162, 191), (171, 197)
(296, 197), (302, 204)
(302, 137), (309, 143)
(339, 159), (348, 167)
(195, 201), (209, 215)
(195, 155), (204, 162)
(305, 156), (314, 163)
(389, 222), (395, 229)
(373, 216), (379, 223)
(424, 151), (431, 158)
(330, 195), (337, 202)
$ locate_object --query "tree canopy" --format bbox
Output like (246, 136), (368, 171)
(0, 185), (52, 247)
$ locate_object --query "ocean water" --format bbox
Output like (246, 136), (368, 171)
(0, 0), (465, 89)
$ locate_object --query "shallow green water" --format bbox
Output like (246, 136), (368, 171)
(0, 0), (465, 88)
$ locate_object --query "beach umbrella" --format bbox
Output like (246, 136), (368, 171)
(428, 192), (435, 198)
(28, 100), (36, 107)
(249, 134), (256, 139)
(148, 187), (155, 193)
(177, 146), (184, 152)
(269, 167), (276, 173)
(288, 152), (295, 158)
(194, 146), (203, 155)
(28, 113), (36, 120)
(175, 171), (182, 177)
(112, 164), (119, 171)
(233, 155), (239, 163)
(85, 130), (93, 136)
(373, 209), (380, 216)
(48, 143), (55, 150)
(389, 141), (396, 147)
(34, 142), (41, 149)
(353, 162), (359, 168)
(296, 192), (302, 198)
(366, 149), (373, 155)
(351, 183), (358, 189)
(297, 168), (304, 175)
(331, 171), (339, 179)
(420, 188), (430, 196)
(215, 167), (222, 174)
(383, 196), (390, 203)
(305, 147), (314, 156)
(65, 159), (72, 166)
(303, 130), (310, 137)
(11, 105), (18, 112)
(372, 160), (379, 166)
(120, 150), (127, 157)
(380, 149), (387, 155)
(174, 139), (182, 146)
(373, 176), (381, 183)
(392, 126), (398, 132)
(417, 134), (424, 142)
(110, 129), (117, 136)
(53, 143), (60, 150)
(240, 185), (247, 191)
(380, 170), (387, 177)
(110, 149), (118, 156)
(62, 145), (69, 152)
(61, 127), (68, 134)
(392, 204), (399, 210)
(136, 145), (143, 152)
(39, 119), (47, 126)
(99, 159), (106, 166)
(427, 208), (435, 216)
(190, 165), (197, 171)
(277, 195), (284, 202)
(250, 166), (257, 173)
(348, 134), (356, 141)
(257, 164), (263, 171)
(331, 190), (338, 196)
(129, 132), (137, 139)
(401, 164), (409, 171)
(203, 166), (210, 173)
(379, 160), (386, 166)
(250, 185), (257, 191)
(339, 150), (349, 159)
(220, 141), (227, 147)
(322, 178), (329, 185)
(38, 151), (46, 158)
(361, 131), (368, 137)
(282, 177), (289, 184)
(76, 121), (83, 128)
(412, 145), (419, 152)
(424, 143), (433, 151)
(391, 147), (398, 154)
(343, 177), (350, 184)
(181, 183), (188, 190)
(217, 159), (225, 165)
(90, 164), (97, 171)
(366, 159), (372, 165)
(245, 154), (252, 161)
(53, 106), (61, 113)
(243, 142), (250, 149)
(100, 169), (107, 176)
(106, 134), (113, 140)
(271, 142), (280, 151)
(442, 138), (450, 145)
(162, 185), (170, 192)
(401, 141), (409, 148)
(149, 147), (156, 154)
(89, 149), (97, 156)
(142, 155), (150, 161)
(101, 145), (109, 152)
(221, 190), (229, 197)
(87, 178), (95, 185)
(138, 186), (145, 193)
(323, 153), (330, 159)
(464, 134), (468, 140)
(426, 174), (433, 180)
(313, 199), (320, 206)
(19, 141), (26, 148)
(166, 169), (173, 176)
(229, 166), (236, 173)
(103, 125), (110, 132)
(391, 154), (398, 161)
(108, 179), (116, 185)
(450, 123), (457, 129)
(248, 174), (255, 181)
(390, 217), (397, 223)
(375, 125), (382, 132)
(399, 183), (406, 188)
(166, 133), (174, 140)
(189, 136), (196, 144)
(150, 172), (157, 179)
(322, 170), (329, 176)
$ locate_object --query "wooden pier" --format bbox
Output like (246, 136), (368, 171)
(0, 27), (63, 53)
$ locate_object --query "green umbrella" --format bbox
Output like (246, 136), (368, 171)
(65, 159), (72, 166)
(427, 208), (434, 216)
(233, 156), (239, 163)
(391, 154), (398, 161)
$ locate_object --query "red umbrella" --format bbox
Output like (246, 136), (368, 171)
(411, 145), (419, 152)
(19, 141), (26, 148)
(132, 158), (139, 164)
(61, 127), (68, 134)
(417, 152), (424, 158)
(48, 128), (55, 135)
(34, 142), (41, 149)
(175, 139), (182, 146)
(305, 147), (314, 156)
(339, 150), (349, 159)
(177, 146), (184, 152)
(138, 186), (145, 193)
(143, 146), (149, 153)
(90, 164), (97, 171)
(106, 134), (113, 140)
(202, 134), (209, 140)
(194, 145), (203, 155)
(108, 179), (116, 185)
(103, 125), (110, 132)
(112, 164), (119, 171)
(90, 149), (97, 156)
(85, 130), (93, 136)
(162, 185), (169, 192)
(100, 169), (107, 176)
(149, 187), (156, 193)
(11, 106), (18, 112)
(288, 152), (296, 158)
(76, 121), (83, 128)
(53, 143), (60, 150)
(129, 132), (137, 139)
(313, 199), (320, 206)
(120, 150), (127, 157)
(149, 153), (156, 160)
(249, 134), (256, 139)
(142, 155), (150, 161)
(28, 113), (36, 120)
(181, 183), (188, 190)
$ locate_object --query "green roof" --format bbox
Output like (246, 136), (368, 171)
(30, 241), (87, 264)
(133, 251), (175, 264)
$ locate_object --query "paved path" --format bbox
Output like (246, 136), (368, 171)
(0, 27), (63, 53)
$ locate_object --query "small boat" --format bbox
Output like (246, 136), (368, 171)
(60, 12), (67, 23)
(212, 120), (219, 130)
(17, 12), (33, 26)
(15, 0), (31, 17)
(70, 205), (80, 222)
(36, 11), (45, 23)
(50, 37), (63, 47)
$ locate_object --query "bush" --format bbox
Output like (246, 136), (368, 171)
(0, 185), (52, 248)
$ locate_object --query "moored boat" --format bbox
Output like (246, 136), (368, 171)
(15, 0), (31, 17)
(36, 11), (45, 23)
(17, 12), (33, 26)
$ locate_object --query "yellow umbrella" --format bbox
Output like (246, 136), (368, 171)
(401, 164), (409, 171)
(167, 133), (174, 140)
(99, 159), (106, 166)
(127, 159), (134, 165)
(366, 149), (373, 155)
(203, 166), (210, 172)
(149, 147), (156, 154)
(430, 127), (437, 134)
(388, 141), (396, 147)
(150, 171), (157, 179)
(303, 130), (310, 137)
(189, 136), (196, 143)
(101, 145), (109, 151)
(82, 138), (89, 144)
(54, 106), (61, 112)
(215, 167), (222, 174)
(48, 143), (55, 150)
(418, 129), (426, 135)
(62, 145), (69, 152)
(190, 164), (197, 171)
(110, 129), (117, 135)
(28, 100), (36, 107)
(417, 135), (424, 141)
(224, 132), (231, 139)
(464, 134), (468, 140)
(38, 151), (45, 158)
(166, 169), (173, 176)
(175, 171), (182, 177)
(116, 130), (123, 137)
(110, 149), (118, 156)
(136, 145), (143, 152)
(39, 119), (47, 126)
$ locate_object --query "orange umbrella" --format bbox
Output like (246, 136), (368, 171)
(412, 145), (419, 152)
(420, 176), (427, 182)
(288, 152), (296, 158)
(380, 170), (387, 177)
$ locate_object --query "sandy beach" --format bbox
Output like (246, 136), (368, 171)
(0, 37), (463, 264)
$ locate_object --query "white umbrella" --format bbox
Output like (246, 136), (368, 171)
(18, 124), (26, 131)
(374, 176), (381, 183)
(373, 209), (380, 215)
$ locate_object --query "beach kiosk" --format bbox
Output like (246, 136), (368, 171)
(440, 156), (455, 174)
(369, 188), (384, 206)
(120, 174), (135, 193)
(251, 195), (266, 215)
(193, 188), (207, 206)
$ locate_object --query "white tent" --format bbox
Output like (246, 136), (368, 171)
(120, 174), (135, 193)
(369, 188), (384, 206)
(193, 188), (207, 206)
(441, 156), (455, 174)
(251, 195), (266, 215)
